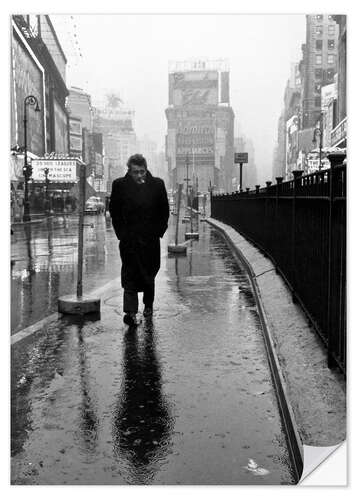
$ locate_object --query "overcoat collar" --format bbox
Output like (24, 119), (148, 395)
(124, 170), (154, 186)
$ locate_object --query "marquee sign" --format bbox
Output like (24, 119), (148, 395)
(31, 159), (78, 183)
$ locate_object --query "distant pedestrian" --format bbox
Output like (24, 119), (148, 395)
(109, 154), (169, 326)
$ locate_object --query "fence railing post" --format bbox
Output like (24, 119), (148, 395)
(327, 152), (346, 369)
(291, 170), (303, 300)
(275, 177), (283, 265)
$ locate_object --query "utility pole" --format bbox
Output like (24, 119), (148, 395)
(23, 95), (41, 222)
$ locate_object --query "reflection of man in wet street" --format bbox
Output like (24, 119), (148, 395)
(112, 322), (173, 483)
(109, 154), (169, 326)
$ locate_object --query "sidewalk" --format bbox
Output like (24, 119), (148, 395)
(207, 217), (346, 447)
(11, 223), (298, 485)
(11, 212), (74, 228)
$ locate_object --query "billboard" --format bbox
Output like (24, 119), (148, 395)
(69, 118), (82, 136)
(31, 159), (78, 182)
(70, 135), (82, 153)
(69, 117), (82, 155)
(171, 71), (219, 106)
(176, 119), (215, 158)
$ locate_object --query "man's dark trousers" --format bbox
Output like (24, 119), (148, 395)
(123, 283), (155, 313)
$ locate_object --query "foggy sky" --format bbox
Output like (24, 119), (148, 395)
(52, 14), (306, 184)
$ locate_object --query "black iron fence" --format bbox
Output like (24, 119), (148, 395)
(211, 153), (346, 374)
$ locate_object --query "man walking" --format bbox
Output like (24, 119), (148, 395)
(109, 154), (169, 326)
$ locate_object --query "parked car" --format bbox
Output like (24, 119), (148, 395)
(85, 196), (105, 214)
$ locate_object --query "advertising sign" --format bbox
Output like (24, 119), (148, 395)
(69, 118), (82, 135)
(176, 119), (215, 161)
(70, 135), (82, 153)
(234, 152), (248, 164)
(171, 70), (219, 106)
(31, 159), (78, 182)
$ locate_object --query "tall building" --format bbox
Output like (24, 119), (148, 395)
(10, 15), (70, 219)
(273, 14), (344, 178)
(301, 15), (339, 129)
(93, 94), (136, 191)
(165, 59), (234, 193)
(272, 112), (286, 179)
(67, 87), (93, 131)
(136, 136), (169, 184)
(11, 15), (69, 158)
(330, 15), (346, 148)
(136, 135), (158, 170)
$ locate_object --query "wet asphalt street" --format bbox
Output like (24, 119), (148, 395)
(11, 215), (296, 484)
(11, 215), (121, 334)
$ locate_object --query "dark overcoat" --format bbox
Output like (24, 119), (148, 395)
(109, 171), (169, 291)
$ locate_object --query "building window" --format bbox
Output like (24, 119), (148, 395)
(316, 55), (322, 65)
(316, 39), (323, 50)
(328, 39), (335, 49)
(316, 25), (323, 35)
(315, 68), (323, 79)
(327, 68), (335, 80)
(328, 24), (335, 34)
(316, 15), (323, 21)
(327, 54), (335, 64)
(315, 83), (321, 93)
(315, 97), (321, 107)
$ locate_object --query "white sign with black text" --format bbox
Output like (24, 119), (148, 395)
(31, 160), (78, 183)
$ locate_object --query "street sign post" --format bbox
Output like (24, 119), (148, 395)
(168, 183), (187, 255)
(58, 160), (101, 315)
(234, 153), (248, 164)
(234, 152), (249, 191)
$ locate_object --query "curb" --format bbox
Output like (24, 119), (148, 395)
(207, 218), (304, 482)
(11, 218), (45, 227)
(11, 278), (120, 347)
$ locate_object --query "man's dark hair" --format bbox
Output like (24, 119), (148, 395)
(127, 154), (147, 169)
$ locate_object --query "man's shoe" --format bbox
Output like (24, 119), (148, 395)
(143, 307), (153, 317)
(123, 313), (141, 326)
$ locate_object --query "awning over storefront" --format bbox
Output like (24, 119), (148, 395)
(10, 151), (38, 181)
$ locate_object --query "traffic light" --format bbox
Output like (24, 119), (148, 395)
(22, 164), (33, 179)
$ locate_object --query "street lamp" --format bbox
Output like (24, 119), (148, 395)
(312, 113), (323, 171)
(23, 95), (41, 222)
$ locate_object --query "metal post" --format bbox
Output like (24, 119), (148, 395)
(319, 127), (323, 170)
(275, 177), (283, 265)
(291, 170), (303, 299)
(190, 187), (193, 233)
(175, 184), (183, 246)
(185, 154), (190, 212)
(239, 162), (243, 190)
(77, 162), (86, 298)
(23, 103), (30, 222)
(44, 167), (50, 214)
